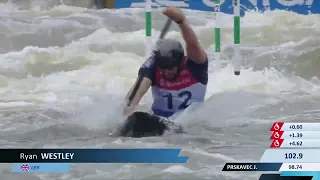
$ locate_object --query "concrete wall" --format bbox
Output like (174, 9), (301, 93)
(61, 0), (92, 8)
(63, 0), (115, 8)
(0, 0), (115, 9)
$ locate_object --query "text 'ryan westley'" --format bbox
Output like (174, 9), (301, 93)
(20, 153), (74, 160)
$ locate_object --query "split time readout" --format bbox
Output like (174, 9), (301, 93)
(224, 152), (304, 171)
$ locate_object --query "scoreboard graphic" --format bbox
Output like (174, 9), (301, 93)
(223, 122), (320, 180)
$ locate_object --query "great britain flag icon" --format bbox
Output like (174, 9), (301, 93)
(21, 164), (29, 171)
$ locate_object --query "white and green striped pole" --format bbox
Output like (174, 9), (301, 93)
(233, 0), (241, 75)
(213, 0), (221, 70)
(145, 0), (152, 58)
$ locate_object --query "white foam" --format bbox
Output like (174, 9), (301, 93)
(185, 148), (239, 162)
(163, 165), (193, 174)
(0, 101), (33, 107)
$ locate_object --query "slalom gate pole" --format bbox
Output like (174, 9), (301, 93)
(214, 0), (221, 70)
(214, 0), (241, 75)
(145, 0), (152, 59)
(233, 0), (241, 75)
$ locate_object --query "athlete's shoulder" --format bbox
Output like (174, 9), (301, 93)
(139, 55), (157, 83)
(186, 56), (208, 67)
(141, 55), (156, 69)
(186, 57), (208, 85)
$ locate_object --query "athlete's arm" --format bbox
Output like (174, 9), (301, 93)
(163, 7), (206, 64)
(125, 77), (141, 101)
(126, 77), (152, 108)
(178, 17), (207, 64)
(124, 56), (156, 113)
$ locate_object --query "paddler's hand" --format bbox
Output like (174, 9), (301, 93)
(163, 7), (186, 24)
(122, 104), (134, 116)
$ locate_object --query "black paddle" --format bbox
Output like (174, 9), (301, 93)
(126, 18), (172, 107)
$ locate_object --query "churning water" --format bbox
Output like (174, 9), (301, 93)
(0, 0), (320, 179)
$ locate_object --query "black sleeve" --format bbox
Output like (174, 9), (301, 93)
(138, 56), (156, 85)
(187, 58), (209, 85)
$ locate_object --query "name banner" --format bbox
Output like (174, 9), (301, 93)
(1, 148), (188, 163)
(115, 0), (320, 16)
